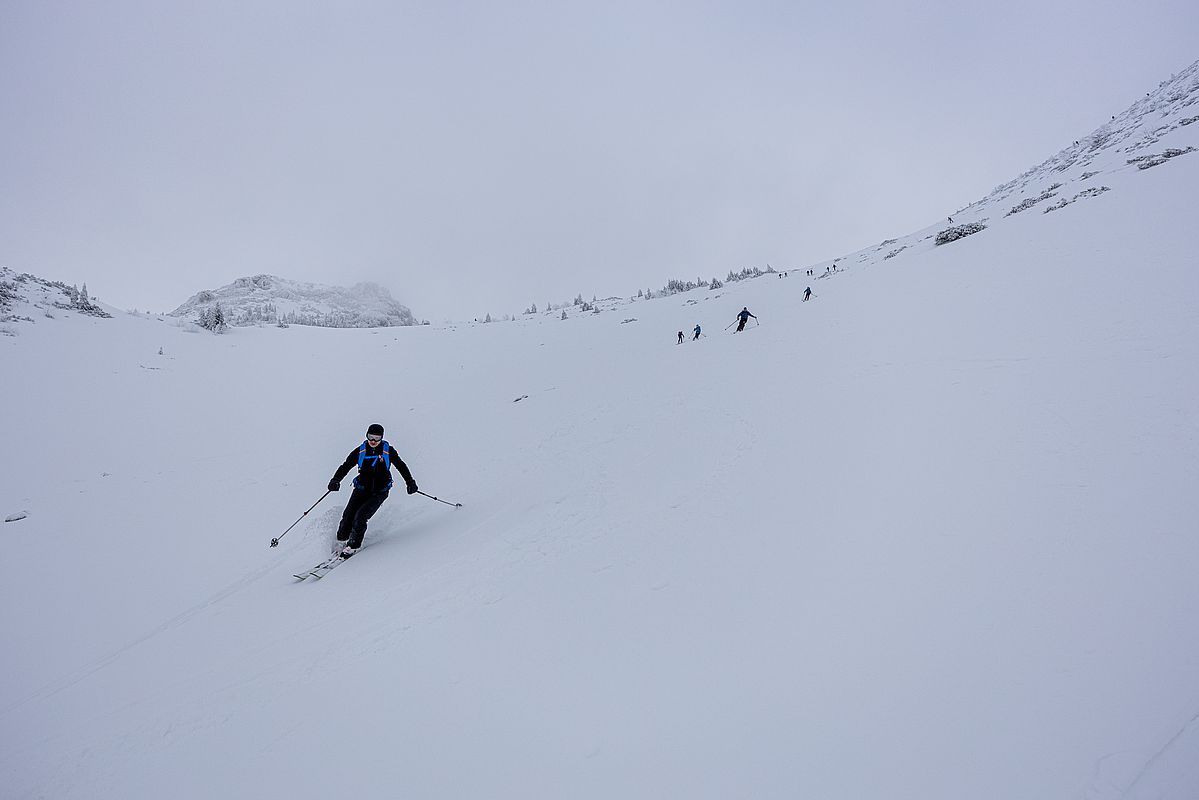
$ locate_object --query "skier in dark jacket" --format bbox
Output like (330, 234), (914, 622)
(327, 423), (417, 556)
(693, 324), (702, 340)
(734, 307), (757, 332)
(803, 287), (812, 302)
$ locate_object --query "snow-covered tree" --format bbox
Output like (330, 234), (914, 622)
(197, 303), (228, 333)
(725, 266), (765, 283)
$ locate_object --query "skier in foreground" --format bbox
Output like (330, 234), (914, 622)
(734, 306), (757, 332)
(327, 423), (418, 557)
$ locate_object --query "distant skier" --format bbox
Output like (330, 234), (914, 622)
(677, 330), (685, 344)
(734, 306), (757, 333)
(693, 324), (702, 340)
(327, 423), (418, 557)
(803, 287), (812, 302)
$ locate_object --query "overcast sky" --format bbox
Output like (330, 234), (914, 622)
(2, 1), (1195, 320)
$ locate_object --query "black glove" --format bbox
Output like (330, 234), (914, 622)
(406, 480), (418, 495)
(328, 479), (340, 492)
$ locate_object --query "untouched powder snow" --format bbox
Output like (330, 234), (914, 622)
(3, 91), (1199, 800)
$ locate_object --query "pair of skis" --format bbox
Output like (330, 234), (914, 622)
(293, 548), (356, 581)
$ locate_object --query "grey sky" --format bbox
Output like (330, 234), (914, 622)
(2, 1), (1195, 320)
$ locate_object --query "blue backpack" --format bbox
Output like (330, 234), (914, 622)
(353, 440), (392, 490)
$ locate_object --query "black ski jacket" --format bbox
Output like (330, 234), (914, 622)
(331, 441), (415, 494)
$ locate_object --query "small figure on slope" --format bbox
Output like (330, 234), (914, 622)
(693, 324), (702, 341)
(327, 423), (418, 557)
(803, 287), (812, 302)
(677, 330), (685, 344)
(734, 306), (757, 333)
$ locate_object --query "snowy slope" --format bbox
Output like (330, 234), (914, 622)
(3, 74), (1199, 799)
(168, 273), (419, 328)
(802, 59), (1199, 279)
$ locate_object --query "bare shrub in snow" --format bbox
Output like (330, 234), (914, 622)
(1044, 186), (1112, 214)
(935, 223), (987, 246)
(1127, 146), (1196, 169)
(1006, 183), (1063, 216)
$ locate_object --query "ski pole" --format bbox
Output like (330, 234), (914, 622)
(270, 490), (331, 548)
(724, 320), (736, 330)
(417, 490), (463, 508)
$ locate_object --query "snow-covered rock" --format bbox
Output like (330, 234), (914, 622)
(168, 274), (418, 328)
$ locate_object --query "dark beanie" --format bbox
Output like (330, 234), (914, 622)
(367, 423), (384, 436)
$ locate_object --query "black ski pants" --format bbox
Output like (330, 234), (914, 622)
(337, 487), (389, 547)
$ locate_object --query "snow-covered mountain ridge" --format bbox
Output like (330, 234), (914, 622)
(763, 58), (1199, 278)
(0, 266), (113, 334)
(7, 61), (1197, 332)
(987, 60), (1199, 203)
(501, 60), (1199, 321)
(169, 274), (419, 328)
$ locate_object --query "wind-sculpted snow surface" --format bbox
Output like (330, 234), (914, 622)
(3, 66), (1199, 800)
(169, 273), (418, 328)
